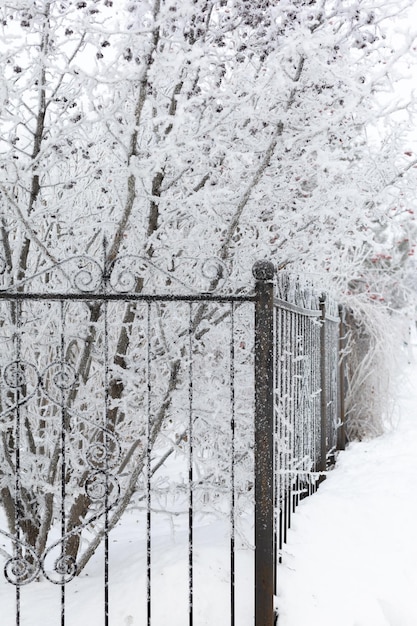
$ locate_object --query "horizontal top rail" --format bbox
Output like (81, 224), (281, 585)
(0, 291), (256, 303)
(274, 297), (321, 318)
(324, 313), (341, 324)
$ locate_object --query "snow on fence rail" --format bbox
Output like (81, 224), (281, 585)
(0, 256), (346, 626)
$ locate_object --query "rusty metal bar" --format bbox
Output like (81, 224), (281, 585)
(253, 260), (275, 626)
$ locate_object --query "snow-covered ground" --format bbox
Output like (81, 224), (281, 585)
(3, 354), (417, 625)
(0, 511), (254, 625)
(277, 354), (417, 626)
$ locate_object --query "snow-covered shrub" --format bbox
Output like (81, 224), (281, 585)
(343, 300), (409, 440)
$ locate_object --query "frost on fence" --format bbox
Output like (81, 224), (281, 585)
(275, 270), (321, 311)
(0, 284), (254, 608)
(0, 250), (240, 296)
(274, 302), (321, 513)
(274, 271), (342, 557)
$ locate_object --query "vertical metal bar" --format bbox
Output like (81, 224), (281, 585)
(282, 306), (288, 532)
(188, 303), (194, 626)
(300, 313), (307, 499)
(290, 310), (297, 517)
(253, 261), (275, 626)
(60, 302), (66, 626)
(102, 238), (110, 626)
(273, 305), (278, 588)
(282, 309), (289, 546)
(314, 313), (321, 489)
(308, 314), (315, 495)
(288, 311), (294, 523)
(230, 302), (235, 626)
(304, 316), (315, 495)
(14, 300), (21, 626)
(284, 309), (291, 539)
(146, 302), (152, 626)
(309, 317), (316, 491)
(338, 305), (346, 451)
(331, 321), (337, 456)
(103, 299), (109, 626)
(276, 305), (284, 564)
(329, 320), (336, 456)
(319, 296), (327, 475)
(294, 311), (301, 512)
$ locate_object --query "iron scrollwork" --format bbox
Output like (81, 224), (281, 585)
(0, 248), (233, 590)
(0, 251), (232, 294)
(0, 350), (122, 586)
(4, 535), (41, 586)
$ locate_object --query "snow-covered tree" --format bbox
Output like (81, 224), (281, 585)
(0, 0), (416, 574)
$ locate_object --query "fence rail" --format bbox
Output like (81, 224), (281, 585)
(0, 256), (346, 626)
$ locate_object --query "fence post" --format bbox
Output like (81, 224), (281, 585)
(337, 304), (346, 451)
(253, 260), (275, 626)
(319, 295), (327, 474)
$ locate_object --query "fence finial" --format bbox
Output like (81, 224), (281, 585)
(252, 260), (275, 282)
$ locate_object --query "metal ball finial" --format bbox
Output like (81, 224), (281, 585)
(252, 260), (275, 282)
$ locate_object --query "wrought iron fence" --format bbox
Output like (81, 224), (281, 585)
(253, 262), (346, 624)
(272, 272), (346, 577)
(0, 256), (345, 626)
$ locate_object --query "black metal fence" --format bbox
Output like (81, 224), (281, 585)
(253, 262), (346, 624)
(274, 274), (346, 562)
(0, 256), (345, 626)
